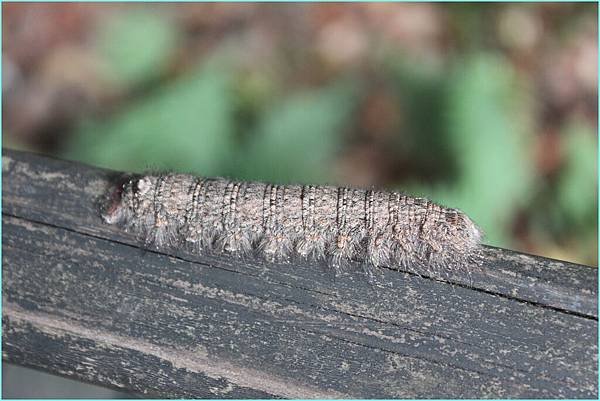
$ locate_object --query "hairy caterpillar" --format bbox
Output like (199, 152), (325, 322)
(102, 174), (483, 273)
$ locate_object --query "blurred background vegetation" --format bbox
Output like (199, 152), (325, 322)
(3, 3), (597, 266)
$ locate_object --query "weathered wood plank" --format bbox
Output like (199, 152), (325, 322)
(2, 148), (598, 398)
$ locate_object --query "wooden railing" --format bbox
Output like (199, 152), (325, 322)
(2, 148), (597, 398)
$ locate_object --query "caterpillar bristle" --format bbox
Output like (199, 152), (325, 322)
(103, 173), (484, 276)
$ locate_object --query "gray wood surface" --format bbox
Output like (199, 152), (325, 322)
(2, 148), (598, 398)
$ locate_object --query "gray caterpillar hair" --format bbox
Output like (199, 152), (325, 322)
(103, 173), (483, 274)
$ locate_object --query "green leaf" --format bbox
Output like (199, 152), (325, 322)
(387, 60), (454, 178)
(235, 81), (358, 184)
(65, 65), (235, 176)
(556, 120), (597, 228)
(441, 54), (535, 245)
(98, 11), (177, 86)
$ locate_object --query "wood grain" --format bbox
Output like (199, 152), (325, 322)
(2, 149), (598, 398)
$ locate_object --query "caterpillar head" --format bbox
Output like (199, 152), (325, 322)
(101, 174), (151, 225)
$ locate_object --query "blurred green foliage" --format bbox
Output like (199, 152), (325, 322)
(554, 119), (597, 262)
(442, 55), (534, 245)
(388, 55), (534, 246)
(61, 8), (596, 265)
(98, 11), (177, 87)
(387, 60), (454, 179)
(235, 81), (358, 184)
(556, 119), (597, 229)
(67, 66), (235, 176)
(527, 117), (598, 264)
